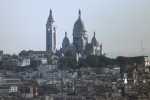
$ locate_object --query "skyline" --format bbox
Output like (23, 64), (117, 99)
(0, 0), (150, 57)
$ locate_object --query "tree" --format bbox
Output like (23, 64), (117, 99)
(58, 56), (77, 70)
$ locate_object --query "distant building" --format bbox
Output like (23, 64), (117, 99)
(19, 50), (50, 59)
(38, 64), (58, 81)
(0, 77), (21, 96)
(20, 81), (38, 98)
(17, 58), (30, 67)
(45, 9), (104, 57)
(60, 10), (104, 57)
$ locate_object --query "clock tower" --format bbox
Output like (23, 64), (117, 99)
(46, 9), (56, 52)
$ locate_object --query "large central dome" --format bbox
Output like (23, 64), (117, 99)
(73, 10), (86, 36)
(72, 10), (88, 53)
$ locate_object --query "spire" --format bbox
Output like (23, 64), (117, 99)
(53, 27), (56, 31)
(62, 32), (70, 50)
(50, 9), (52, 16)
(78, 9), (81, 18)
(48, 9), (54, 22)
(100, 43), (103, 55)
(65, 32), (67, 37)
(91, 32), (99, 47)
(94, 32), (96, 37)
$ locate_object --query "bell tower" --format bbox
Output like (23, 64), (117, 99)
(46, 9), (56, 52)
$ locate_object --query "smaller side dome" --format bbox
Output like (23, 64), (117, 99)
(91, 32), (99, 47)
(62, 32), (70, 49)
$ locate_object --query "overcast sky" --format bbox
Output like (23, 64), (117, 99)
(0, 0), (150, 57)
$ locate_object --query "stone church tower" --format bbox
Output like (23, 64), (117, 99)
(46, 9), (56, 52)
(73, 10), (88, 53)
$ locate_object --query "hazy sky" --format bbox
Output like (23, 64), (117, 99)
(0, 0), (150, 57)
